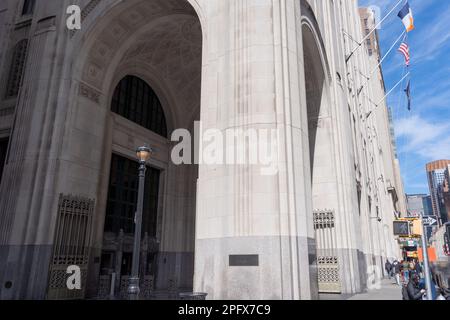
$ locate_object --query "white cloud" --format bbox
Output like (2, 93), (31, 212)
(395, 115), (450, 160)
(416, 136), (450, 160)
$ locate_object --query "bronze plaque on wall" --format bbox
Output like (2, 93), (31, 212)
(229, 255), (259, 267)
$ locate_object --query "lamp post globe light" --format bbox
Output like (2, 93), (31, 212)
(128, 145), (152, 300)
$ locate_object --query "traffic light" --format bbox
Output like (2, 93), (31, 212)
(411, 219), (423, 237)
(393, 220), (410, 236)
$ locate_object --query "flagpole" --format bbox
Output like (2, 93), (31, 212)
(346, 0), (405, 63)
(366, 72), (410, 118)
(376, 72), (410, 106)
(357, 30), (407, 96)
(372, 31), (406, 75)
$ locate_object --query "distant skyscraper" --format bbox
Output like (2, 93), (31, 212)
(359, 8), (381, 58)
(443, 165), (450, 222)
(407, 194), (433, 217)
(407, 194), (434, 240)
(426, 160), (450, 225)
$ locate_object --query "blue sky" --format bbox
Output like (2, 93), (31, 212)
(359, 0), (450, 195)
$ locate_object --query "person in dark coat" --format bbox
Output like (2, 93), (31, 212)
(385, 260), (392, 279)
(415, 262), (422, 277)
(392, 260), (401, 285)
(407, 273), (426, 300)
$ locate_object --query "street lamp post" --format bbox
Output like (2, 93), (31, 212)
(128, 145), (152, 300)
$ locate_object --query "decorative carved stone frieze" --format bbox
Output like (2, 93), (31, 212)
(79, 82), (101, 104)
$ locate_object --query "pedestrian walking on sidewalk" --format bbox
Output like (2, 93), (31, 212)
(402, 260), (410, 283)
(392, 260), (401, 286)
(385, 260), (392, 279)
(414, 261), (422, 278)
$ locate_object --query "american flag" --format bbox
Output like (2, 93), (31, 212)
(398, 42), (410, 66)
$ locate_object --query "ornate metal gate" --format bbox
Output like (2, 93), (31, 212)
(47, 194), (95, 299)
(314, 210), (341, 293)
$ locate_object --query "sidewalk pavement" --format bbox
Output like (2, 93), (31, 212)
(348, 278), (402, 300)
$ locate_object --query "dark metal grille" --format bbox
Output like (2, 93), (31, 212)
(105, 154), (160, 236)
(47, 194), (95, 299)
(314, 210), (341, 293)
(111, 76), (167, 138)
(314, 211), (336, 229)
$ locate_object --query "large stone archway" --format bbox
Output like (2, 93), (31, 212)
(59, 0), (203, 299)
(299, 0), (365, 296)
(301, 20), (340, 294)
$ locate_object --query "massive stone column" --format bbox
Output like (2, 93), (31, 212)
(0, 1), (71, 299)
(194, 0), (317, 300)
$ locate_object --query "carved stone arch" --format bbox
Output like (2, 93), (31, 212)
(301, 0), (341, 295)
(300, 0), (331, 83)
(71, 0), (206, 77)
(74, 0), (207, 37)
(64, 0), (204, 299)
(70, 2), (203, 134)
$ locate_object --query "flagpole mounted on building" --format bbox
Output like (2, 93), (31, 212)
(357, 30), (407, 96)
(366, 72), (410, 119)
(345, 0), (405, 63)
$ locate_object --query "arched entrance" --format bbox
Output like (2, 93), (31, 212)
(56, 0), (203, 299)
(301, 11), (340, 294)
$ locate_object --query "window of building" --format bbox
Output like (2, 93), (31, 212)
(99, 251), (115, 275)
(6, 39), (28, 98)
(111, 76), (167, 138)
(0, 138), (9, 185)
(21, 0), (35, 16)
(104, 154), (160, 236)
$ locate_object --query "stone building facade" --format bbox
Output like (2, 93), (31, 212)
(0, 0), (405, 300)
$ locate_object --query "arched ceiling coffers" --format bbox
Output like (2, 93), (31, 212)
(121, 16), (202, 103)
(82, 0), (199, 90)
(119, 15), (202, 127)
(81, 0), (202, 129)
